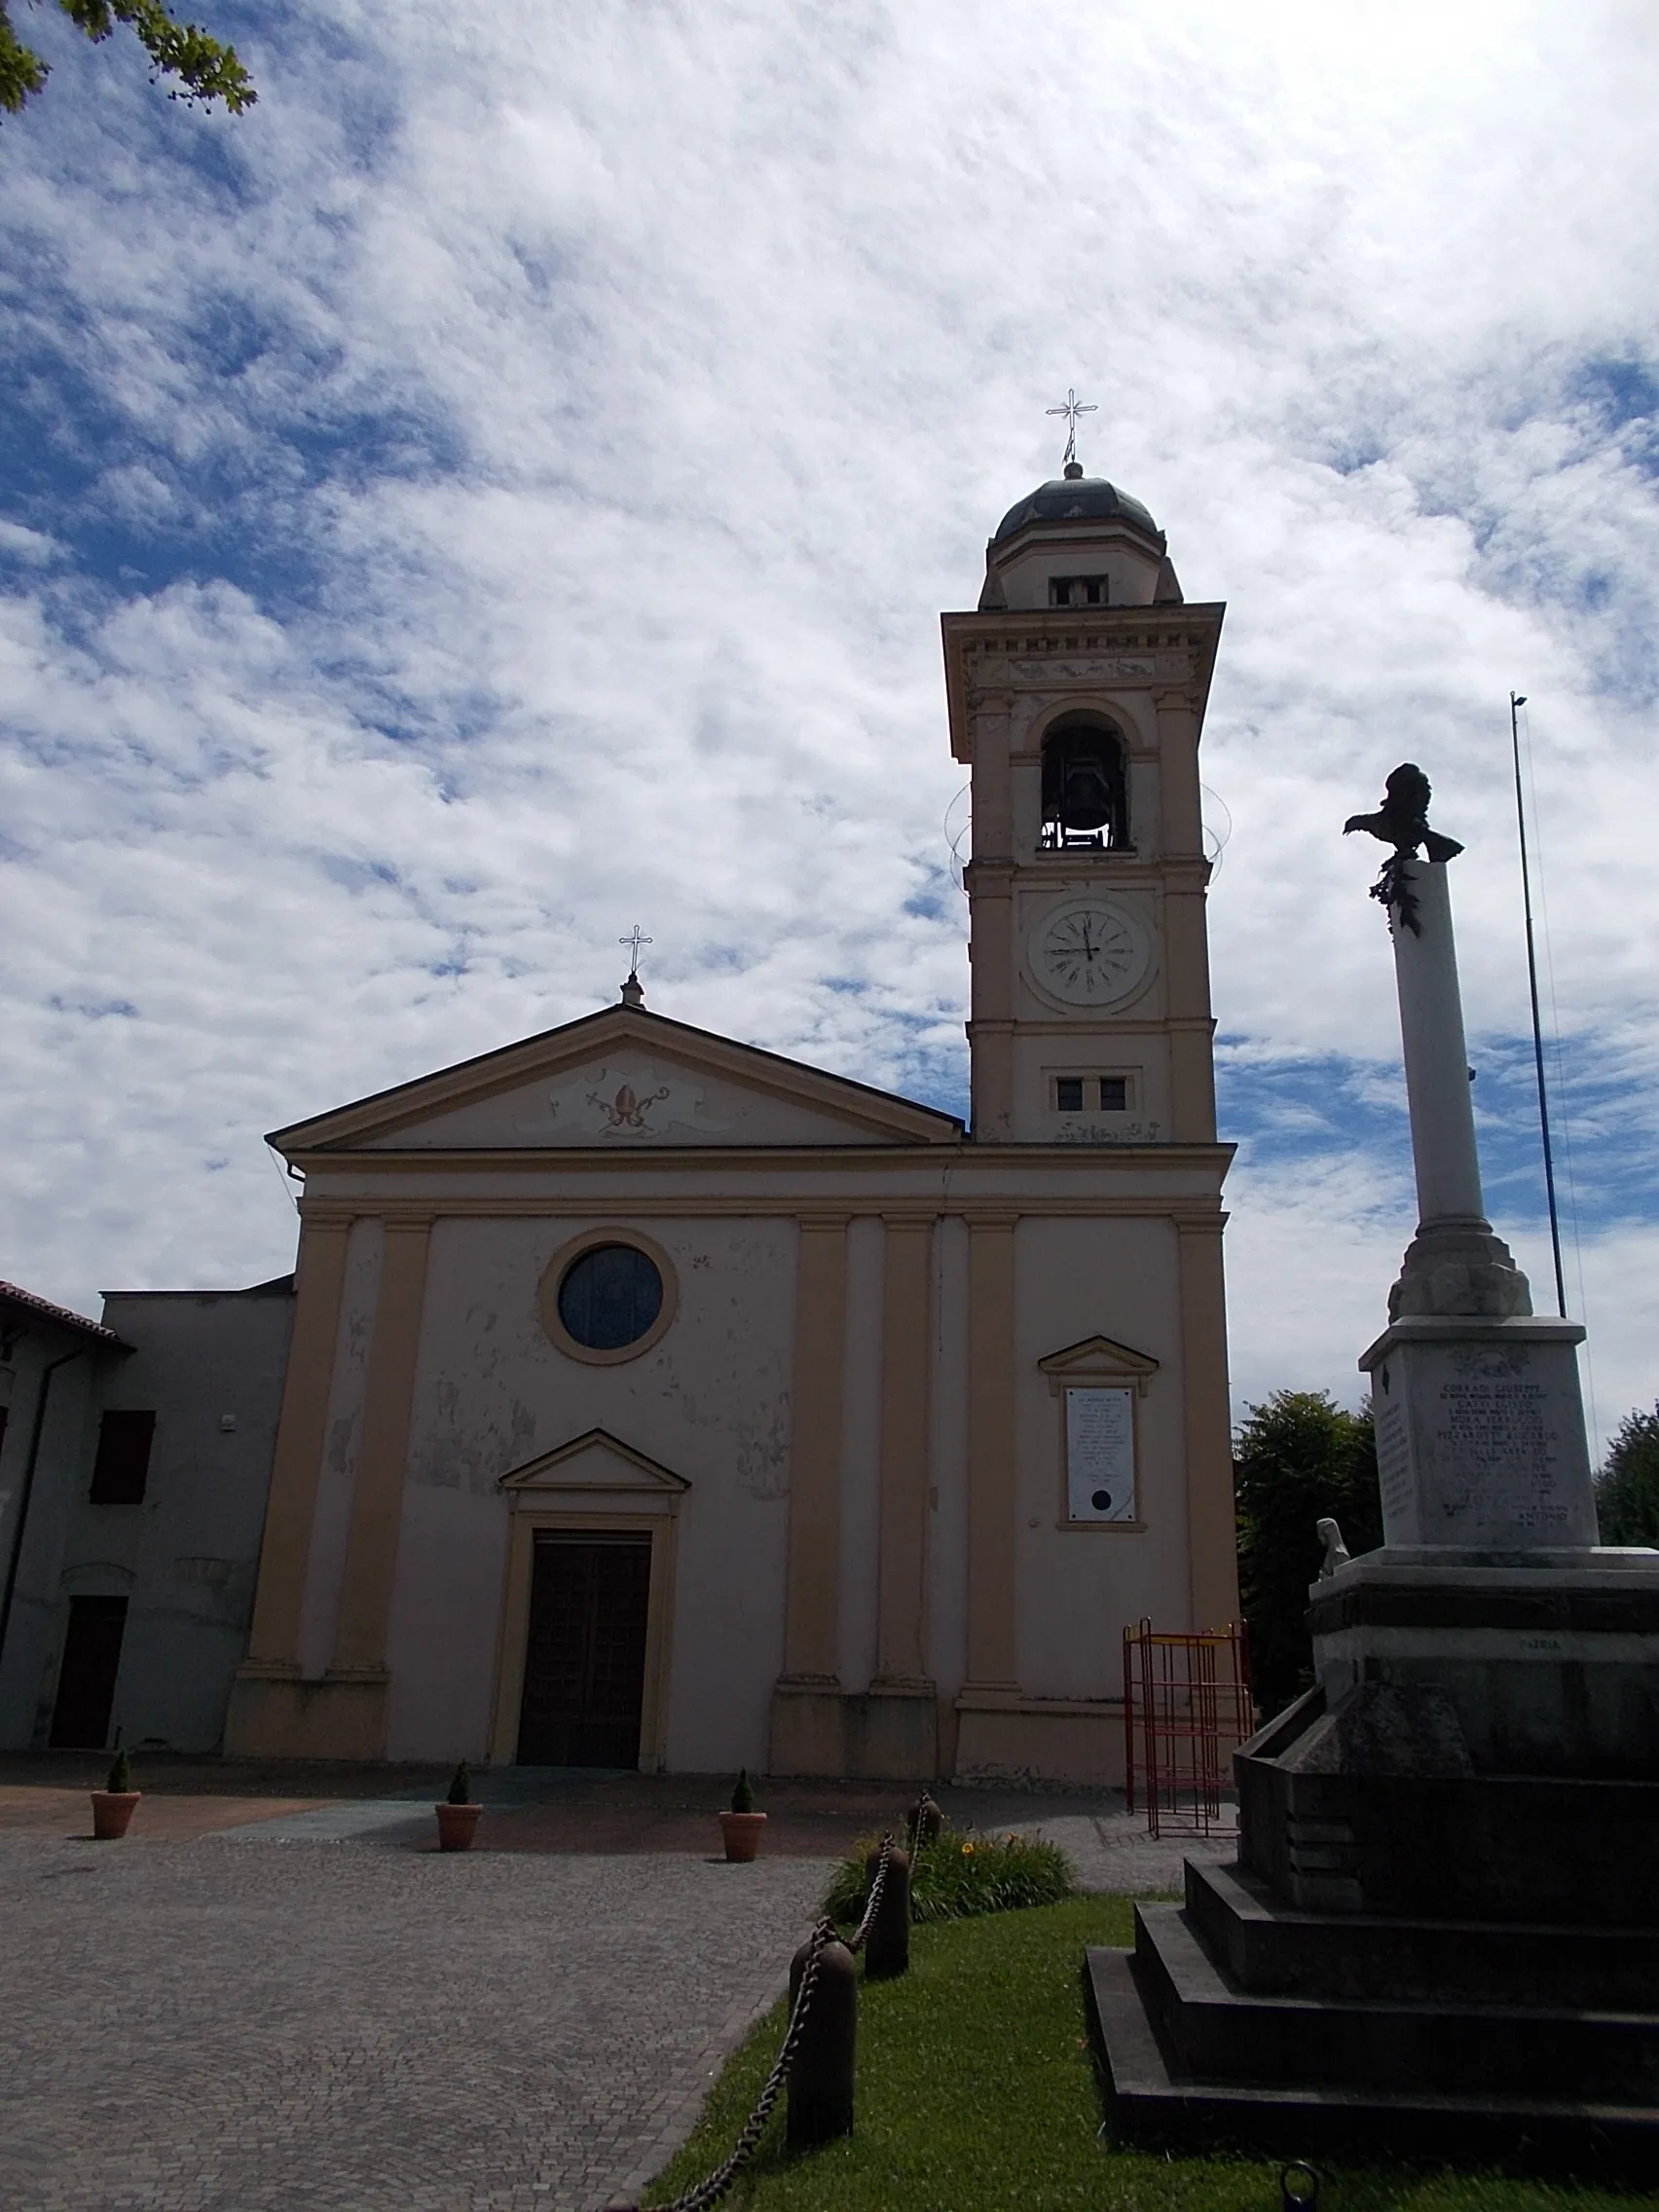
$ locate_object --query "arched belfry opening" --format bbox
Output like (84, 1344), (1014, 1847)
(1040, 716), (1130, 852)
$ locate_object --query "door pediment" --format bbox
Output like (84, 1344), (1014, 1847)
(498, 1428), (690, 1500)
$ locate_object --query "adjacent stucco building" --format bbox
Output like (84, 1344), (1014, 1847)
(225, 462), (1239, 1784)
(0, 1276), (293, 1753)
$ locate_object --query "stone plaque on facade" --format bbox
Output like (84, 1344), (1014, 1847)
(1363, 1319), (1597, 1550)
(1066, 1387), (1136, 1522)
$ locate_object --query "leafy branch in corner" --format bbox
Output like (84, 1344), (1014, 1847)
(1, 0), (255, 118)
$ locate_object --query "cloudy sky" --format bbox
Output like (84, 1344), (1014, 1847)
(3, 0), (1656, 1448)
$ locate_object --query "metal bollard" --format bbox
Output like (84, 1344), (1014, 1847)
(906, 1788), (942, 1848)
(861, 1843), (911, 1979)
(787, 1933), (857, 2147)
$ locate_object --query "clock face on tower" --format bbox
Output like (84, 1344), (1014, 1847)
(1028, 898), (1152, 1009)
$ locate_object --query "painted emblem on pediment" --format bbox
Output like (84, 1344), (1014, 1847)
(513, 1061), (736, 1142)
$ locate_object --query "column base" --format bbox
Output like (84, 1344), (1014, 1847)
(767, 1677), (940, 1780)
(223, 1662), (389, 1760)
(953, 1688), (1126, 1786)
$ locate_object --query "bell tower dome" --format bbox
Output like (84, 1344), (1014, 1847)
(942, 463), (1225, 1144)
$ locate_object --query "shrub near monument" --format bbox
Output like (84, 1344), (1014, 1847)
(1596, 1402), (1659, 1544)
(1234, 1389), (1382, 1715)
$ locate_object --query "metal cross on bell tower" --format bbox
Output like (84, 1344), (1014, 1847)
(618, 924), (652, 1008)
(1046, 387), (1098, 471)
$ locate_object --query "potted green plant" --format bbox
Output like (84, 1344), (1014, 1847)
(718, 1769), (766, 1862)
(434, 1760), (482, 1851)
(91, 1747), (140, 1840)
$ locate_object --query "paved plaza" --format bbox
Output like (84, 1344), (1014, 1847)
(0, 1765), (1229, 2211)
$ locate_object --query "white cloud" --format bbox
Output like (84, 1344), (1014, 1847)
(1, 0), (1656, 1436)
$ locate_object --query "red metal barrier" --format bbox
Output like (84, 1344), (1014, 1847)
(1123, 1618), (1252, 1837)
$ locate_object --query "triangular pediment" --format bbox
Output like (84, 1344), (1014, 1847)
(498, 1428), (690, 1495)
(269, 1004), (962, 1156)
(1038, 1334), (1161, 1383)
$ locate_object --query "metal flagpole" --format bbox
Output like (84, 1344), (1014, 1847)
(1509, 691), (1567, 1318)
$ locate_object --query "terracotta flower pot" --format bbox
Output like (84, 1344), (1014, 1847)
(719, 1810), (767, 1862)
(435, 1801), (482, 1852)
(91, 1790), (140, 1841)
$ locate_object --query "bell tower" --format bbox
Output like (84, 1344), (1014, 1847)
(941, 461), (1225, 1145)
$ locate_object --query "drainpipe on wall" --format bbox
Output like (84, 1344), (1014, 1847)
(0, 1346), (84, 1686)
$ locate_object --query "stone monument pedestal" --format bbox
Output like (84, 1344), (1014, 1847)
(1088, 1545), (1659, 2170)
(1087, 793), (1659, 2172)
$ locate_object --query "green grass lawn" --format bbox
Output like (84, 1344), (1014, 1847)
(645, 1899), (1641, 2212)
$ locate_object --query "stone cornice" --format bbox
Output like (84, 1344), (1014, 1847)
(288, 1138), (1234, 1178)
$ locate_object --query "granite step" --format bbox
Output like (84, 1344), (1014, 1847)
(1185, 1857), (1659, 2009)
(1087, 1943), (1659, 2175)
(1135, 1900), (1659, 2102)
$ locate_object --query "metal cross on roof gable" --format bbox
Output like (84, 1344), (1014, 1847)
(1046, 387), (1098, 469)
(619, 924), (652, 977)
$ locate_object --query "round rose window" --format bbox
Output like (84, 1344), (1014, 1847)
(556, 1242), (664, 1352)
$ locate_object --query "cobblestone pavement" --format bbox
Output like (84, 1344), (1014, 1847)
(0, 1832), (831, 2212)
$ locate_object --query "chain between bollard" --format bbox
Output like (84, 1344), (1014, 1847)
(845, 1830), (894, 1956)
(626, 1916), (841, 2212)
(620, 1824), (905, 2209)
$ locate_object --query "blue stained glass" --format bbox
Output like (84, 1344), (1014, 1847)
(558, 1244), (664, 1351)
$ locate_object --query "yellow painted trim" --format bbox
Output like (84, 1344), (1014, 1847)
(536, 1226), (681, 1368)
(488, 1505), (679, 1772)
(329, 1216), (432, 1683)
(242, 1216), (350, 1667)
(292, 1193), (1234, 1229)
(782, 1218), (849, 1681)
(963, 1214), (1018, 1690)
(1178, 1217), (1240, 1634)
(873, 1216), (935, 1688)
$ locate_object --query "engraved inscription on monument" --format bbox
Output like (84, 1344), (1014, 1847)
(1374, 1391), (1413, 1531)
(1066, 1387), (1136, 1523)
(1366, 1334), (1598, 1550)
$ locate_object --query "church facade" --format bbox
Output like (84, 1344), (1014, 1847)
(224, 463), (1237, 1784)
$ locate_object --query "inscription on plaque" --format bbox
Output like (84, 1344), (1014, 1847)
(1365, 1334), (1597, 1549)
(1065, 1387), (1136, 1523)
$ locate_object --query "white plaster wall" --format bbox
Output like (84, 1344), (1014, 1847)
(1013, 1216), (1191, 1700)
(384, 1483), (510, 1762)
(388, 1213), (796, 1772)
(926, 1214), (970, 1696)
(0, 1328), (105, 1746)
(835, 1215), (885, 1693)
(90, 1286), (294, 1750)
(296, 1218), (381, 1677)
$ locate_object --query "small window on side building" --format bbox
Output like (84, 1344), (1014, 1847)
(1099, 1077), (1129, 1112)
(1055, 1078), (1086, 1113)
(90, 1411), (156, 1504)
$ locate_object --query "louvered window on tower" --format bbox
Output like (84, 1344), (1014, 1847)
(1049, 574), (1109, 608)
(90, 1410), (156, 1504)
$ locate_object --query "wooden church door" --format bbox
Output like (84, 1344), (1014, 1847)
(516, 1530), (651, 1767)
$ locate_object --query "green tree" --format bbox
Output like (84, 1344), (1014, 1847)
(1235, 1388), (1382, 1719)
(1, 0), (254, 117)
(1595, 1403), (1659, 1546)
